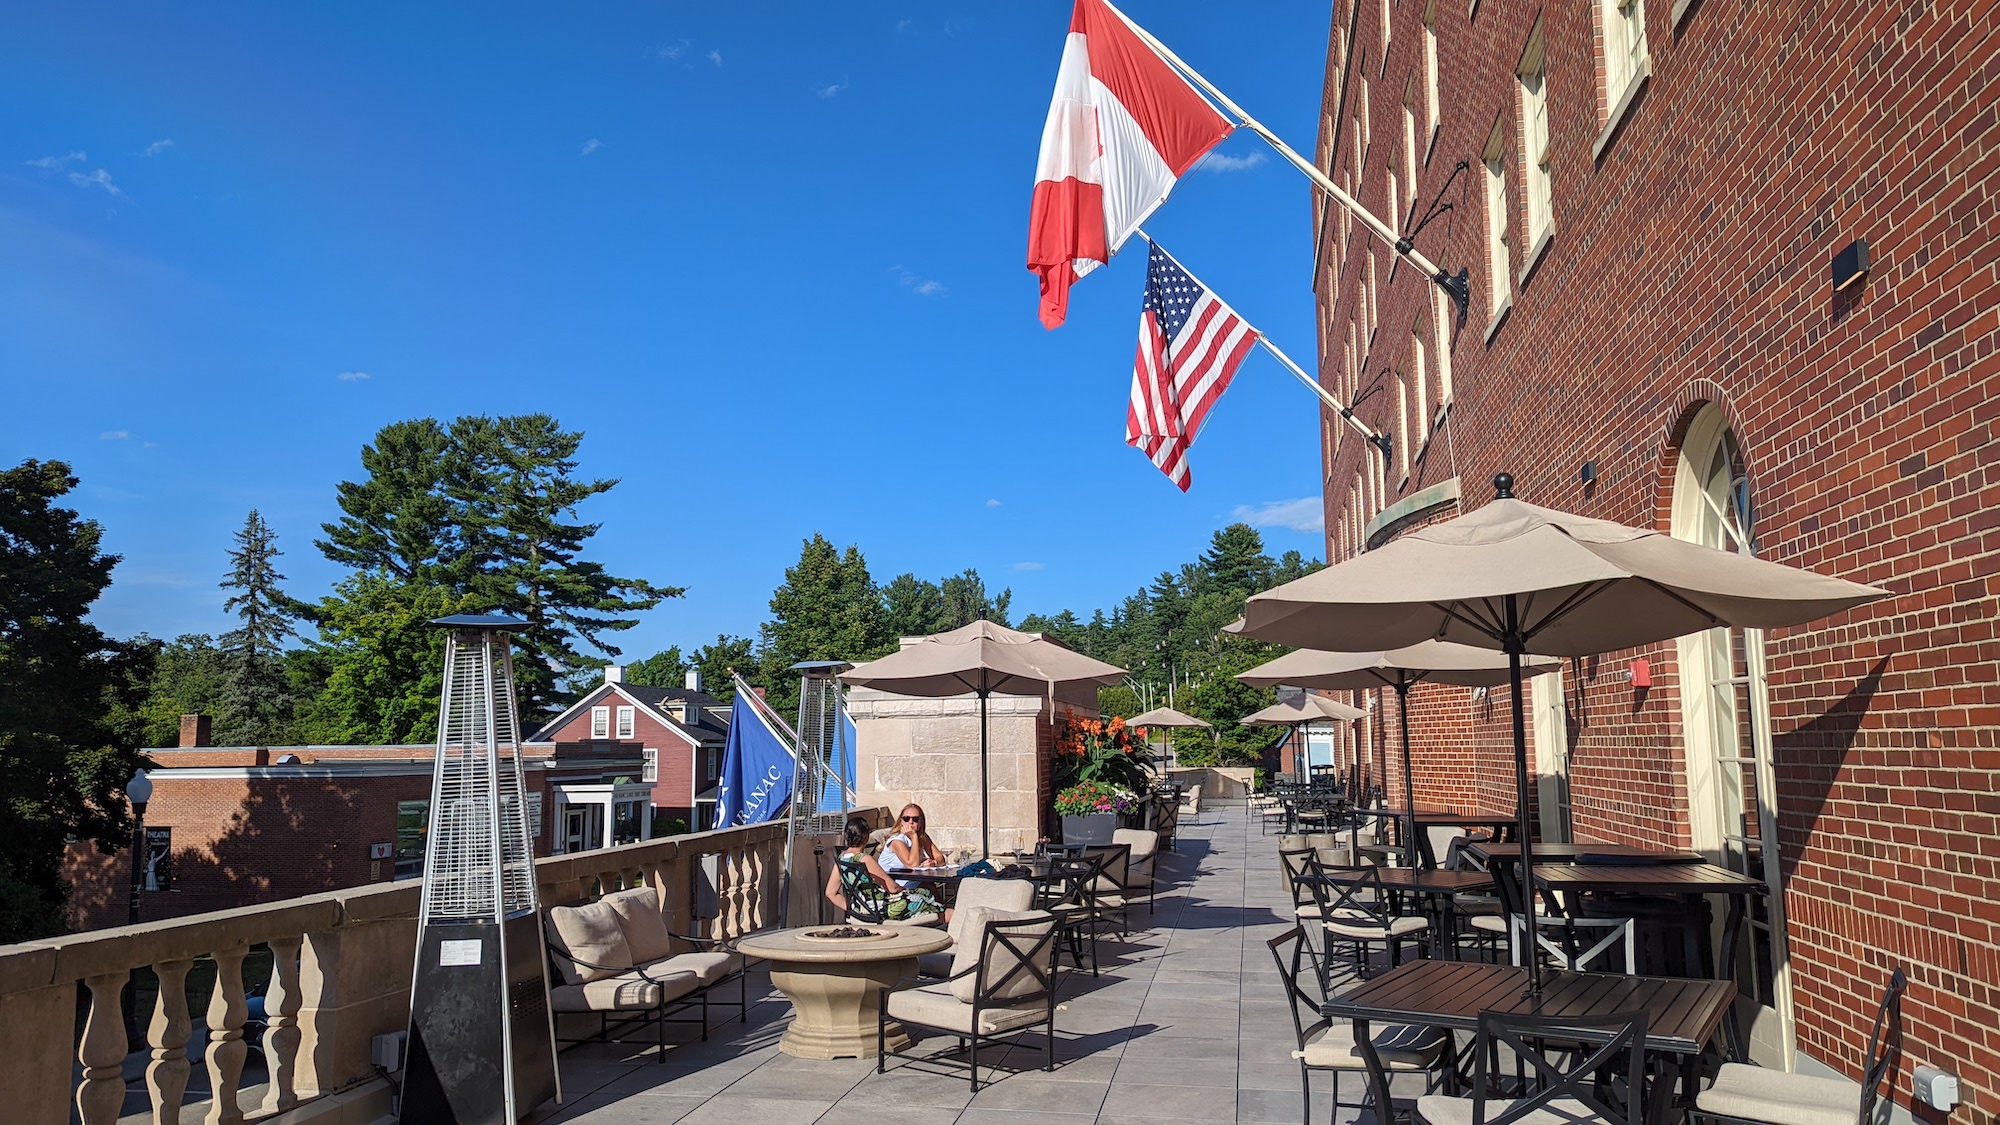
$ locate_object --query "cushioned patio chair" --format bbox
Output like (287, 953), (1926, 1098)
(1302, 859), (1429, 983)
(1111, 828), (1159, 912)
(877, 910), (1060, 1092)
(543, 886), (747, 1058)
(1269, 926), (1445, 1122)
(1693, 968), (1905, 1125)
(917, 876), (1037, 978)
(838, 858), (943, 928)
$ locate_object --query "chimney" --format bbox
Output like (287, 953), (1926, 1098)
(604, 664), (624, 684)
(179, 713), (212, 748)
(685, 668), (702, 693)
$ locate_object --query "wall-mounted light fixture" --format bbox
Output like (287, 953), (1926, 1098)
(1831, 239), (1870, 292)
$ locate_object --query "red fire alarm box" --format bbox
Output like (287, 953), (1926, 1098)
(1629, 659), (1651, 688)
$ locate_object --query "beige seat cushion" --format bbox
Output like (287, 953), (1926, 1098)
(639, 950), (742, 988)
(1112, 828), (1158, 860)
(602, 886), (674, 964)
(949, 879), (1037, 945)
(887, 981), (1048, 1036)
(1297, 1021), (1443, 1071)
(857, 910), (944, 928)
(1695, 1062), (1862, 1125)
(1323, 914), (1429, 940)
(948, 907), (1055, 1003)
(1415, 1094), (1605, 1125)
(547, 900), (634, 985)
(547, 968), (700, 1013)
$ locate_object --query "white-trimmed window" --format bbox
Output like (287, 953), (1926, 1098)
(1366, 251), (1380, 343)
(1360, 72), (1371, 156)
(1379, 0), (1392, 70)
(1422, 1), (1441, 148)
(1601, 0), (1648, 105)
(1432, 288), (1456, 401)
(1388, 167), (1401, 239)
(1518, 23), (1553, 254)
(615, 705), (635, 739)
(1395, 375), (1411, 480)
(642, 747), (658, 783)
(590, 706), (610, 739)
(706, 746), (721, 781)
(1483, 120), (1512, 312)
(1411, 326), (1430, 448)
(1403, 89), (1420, 212)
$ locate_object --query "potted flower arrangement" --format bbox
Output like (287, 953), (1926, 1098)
(1053, 780), (1137, 845)
(1050, 710), (1158, 837)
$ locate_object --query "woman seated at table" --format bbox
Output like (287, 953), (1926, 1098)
(879, 803), (950, 888)
(825, 815), (949, 923)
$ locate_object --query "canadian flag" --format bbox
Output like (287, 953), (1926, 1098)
(1027, 0), (1234, 329)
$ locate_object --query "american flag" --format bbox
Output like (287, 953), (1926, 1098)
(1125, 241), (1257, 490)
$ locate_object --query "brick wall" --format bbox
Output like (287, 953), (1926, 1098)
(1317, 0), (2000, 1114)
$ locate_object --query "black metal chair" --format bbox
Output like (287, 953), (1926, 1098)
(1692, 968), (1905, 1125)
(1034, 853), (1110, 976)
(878, 914), (1061, 1092)
(837, 860), (941, 927)
(1268, 926), (1446, 1125)
(1081, 842), (1135, 936)
(1301, 859), (1430, 984)
(1416, 1008), (1649, 1125)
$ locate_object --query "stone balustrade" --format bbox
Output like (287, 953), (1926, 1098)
(0, 808), (889, 1125)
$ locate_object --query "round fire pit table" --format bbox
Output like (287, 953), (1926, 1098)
(735, 925), (953, 1059)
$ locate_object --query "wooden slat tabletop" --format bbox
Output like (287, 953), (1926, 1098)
(1324, 959), (1736, 1055)
(1532, 862), (1766, 895)
(1469, 841), (1704, 865)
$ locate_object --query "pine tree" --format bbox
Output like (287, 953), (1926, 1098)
(623, 647), (688, 687)
(1196, 523), (1275, 597)
(218, 510), (300, 745)
(692, 635), (755, 702)
(760, 535), (885, 714)
(881, 573), (946, 642)
(937, 569), (1011, 629)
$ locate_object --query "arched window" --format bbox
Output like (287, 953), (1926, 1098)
(1670, 404), (1796, 1069)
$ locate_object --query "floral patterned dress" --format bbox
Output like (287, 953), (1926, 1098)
(839, 853), (942, 920)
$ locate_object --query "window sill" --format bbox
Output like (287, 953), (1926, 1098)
(1519, 227), (1554, 288)
(1468, 0), (1480, 21)
(1483, 290), (1514, 344)
(1426, 121), (1440, 165)
(1671, 0), (1700, 27)
(1593, 57), (1652, 161)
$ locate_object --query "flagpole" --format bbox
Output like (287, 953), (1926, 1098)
(1139, 231), (1389, 454)
(1115, 5), (1470, 319)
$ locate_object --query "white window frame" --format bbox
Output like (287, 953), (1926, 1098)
(1422, 1), (1442, 154)
(1432, 287), (1456, 404)
(706, 746), (721, 781)
(1482, 120), (1513, 337)
(615, 705), (635, 739)
(1379, 0), (1393, 73)
(1411, 326), (1430, 449)
(1395, 375), (1411, 482)
(1518, 23), (1554, 274)
(1403, 92), (1420, 212)
(590, 705), (610, 739)
(642, 747), (658, 783)
(1595, 0), (1653, 157)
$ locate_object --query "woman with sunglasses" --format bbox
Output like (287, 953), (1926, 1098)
(879, 804), (949, 889)
(824, 815), (947, 923)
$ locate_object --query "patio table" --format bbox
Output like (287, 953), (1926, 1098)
(735, 925), (952, 1060)
(1312, 866), (1495, 959)
(1531, 862), (1765, 980)
(1324, 958), (1735, 1123)
(1355, 807), (1518, 868)
(1468, 840), (1703, 865)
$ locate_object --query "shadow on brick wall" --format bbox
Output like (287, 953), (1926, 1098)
(1771, 658), (1887, 885)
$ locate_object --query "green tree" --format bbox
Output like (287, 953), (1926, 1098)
(937, 569), (1011, 629)
(122, 634), (229, 748)
(1018, 608), (1086, 650)
(0, 460), (154, 940)
(692, 635), (755, 702)
(880, 573), (945, 642)
(1195, 523), (1276, 598)
(623, 647), (688, 687)
(314, 415), (681, 726)
(295, 575), (472, 745)
(217, 510), (300, 745)
(760, 535), (884, 713)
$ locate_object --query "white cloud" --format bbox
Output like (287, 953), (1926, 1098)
(100, 429), (129, 440)
(707, 49), (722, 66)
(895, 19), (911, 32)
(580, 138), (602, 156)
(142, 441), (159, 449)
(336, 370), (371, 382)
(1231, 497), (1325, 534)
(888, 264), (945, 297)
(142, 139), (174, 157)
(815, 80), (847, 98)
(655, 40), (690, 60)
(27, 151), (87, 169)
(985, 499), (1002, 508)
(69, 168), (125, 198)
(1196, 150), (1267, 174)
(1012, 561), (1046, 571)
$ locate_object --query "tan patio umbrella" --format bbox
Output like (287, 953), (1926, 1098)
(1124, 705), (1210, 770)
(1237, 641), (1561, 865)
(840, 615), (1126, 856)
(1240, 695), (1365, 784)
(1237, 473), (1889, 990)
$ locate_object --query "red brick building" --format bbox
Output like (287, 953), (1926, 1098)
(530, 667), (731, 830)
(1312, 0), (1997, 1115)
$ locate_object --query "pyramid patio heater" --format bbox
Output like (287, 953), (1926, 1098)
(400, 615), (558, 1124)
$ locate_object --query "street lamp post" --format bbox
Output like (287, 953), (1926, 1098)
(125, 770), (152, 926)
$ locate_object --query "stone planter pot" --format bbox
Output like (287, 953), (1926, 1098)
(1060, 812), (1116, 845)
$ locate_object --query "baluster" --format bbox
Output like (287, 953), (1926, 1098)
(202, 945), (248, 1125)
(261, 937), (303, 1114)
(146, 958), (195, 1125)
(75, 973), (129, 1125)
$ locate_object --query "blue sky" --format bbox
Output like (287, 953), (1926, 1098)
(1, 1), (1336, 662)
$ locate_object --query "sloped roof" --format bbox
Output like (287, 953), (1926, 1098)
(530, 681), (731, 745)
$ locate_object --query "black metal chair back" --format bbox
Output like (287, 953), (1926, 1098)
(1470, 1008), (1648, 1125)
(838, 859), (889, 924)
(973, 915), (1060, 1006)
(1855, 967), (1907, 1125)
(1266, 925), (1331, 1032)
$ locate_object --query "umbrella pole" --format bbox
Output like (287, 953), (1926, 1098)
(979, 688), (991, 859)
(1504, 596), (1541, 997)
(1397, 681), (1418, 868)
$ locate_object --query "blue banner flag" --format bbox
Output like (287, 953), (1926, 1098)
(815, 693), (859, 816)
(716, 689), (794, 827)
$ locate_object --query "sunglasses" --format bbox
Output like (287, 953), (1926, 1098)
(901, 815), (924, 822)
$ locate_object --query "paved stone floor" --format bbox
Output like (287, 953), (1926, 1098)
(527, 802), (1376, 1125)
